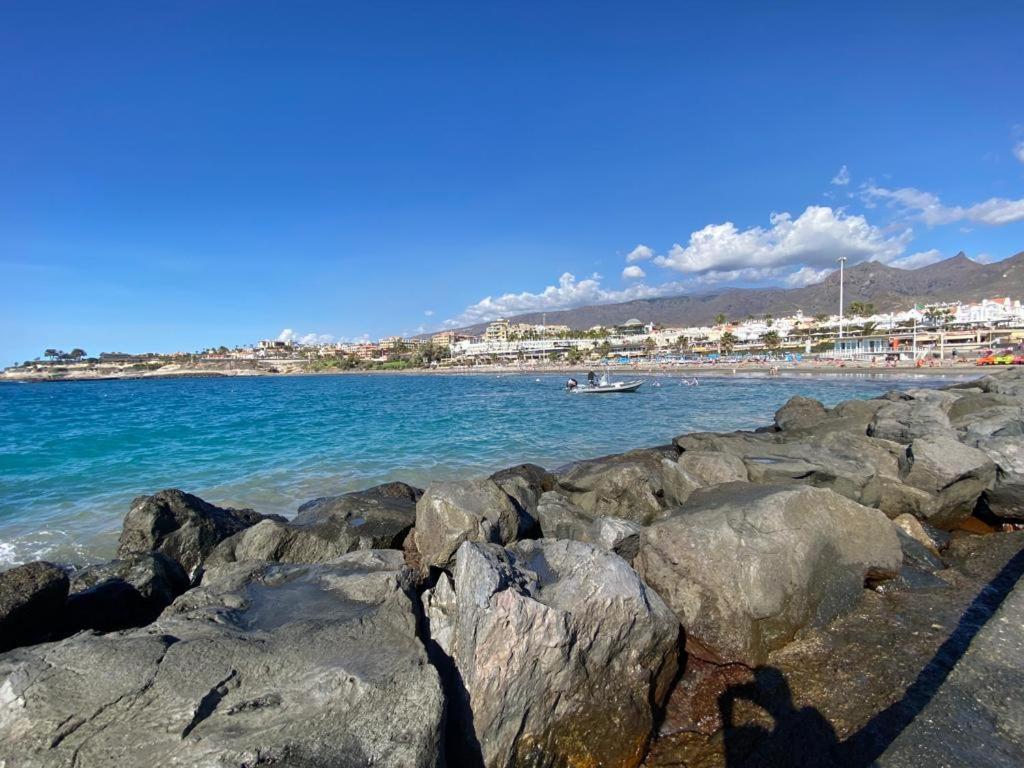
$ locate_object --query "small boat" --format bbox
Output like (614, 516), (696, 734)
(571, 379), (644, 394)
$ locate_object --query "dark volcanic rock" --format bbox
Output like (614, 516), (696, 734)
(66, 551), (189, 632)
(868, 400), (953, 444)
(0, 561), (68, 652)
(972, 435), (1024, 520)
(554, 446), (695, 524)
(635, 483), (902, 666)
(207, 482), (421, 567)
(117, 489), (285, 579)
(489, 463), (556, 533)
(422, 539), (680, 768)
(535, 491), (643, 562)
(774, 395), (828, 432)
(899, 434), (996, 528)
(414, 477), (525, 570)
(0, 550), (445, 768)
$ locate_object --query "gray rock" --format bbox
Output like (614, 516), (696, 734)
(414, 478), (523, 570)
(973, 436), (1024, 520)
(488, 463), (556, 533)
(900, 435), (996, 528)
(0, 561), (68, 652)
(0, 550), (445, 768)
(208, 482), (420, 567)
(678, 450), (749, 486)
(555, 447), (696, 524)
(422, 539), (680, 768)
(65, 551), (189, 632)
(774, 395), (828, 431)
(117, 489), (285, 580)
(635, 483), (902, 666)
(535, 492), (642, 562)
(868, 400), (953, 443)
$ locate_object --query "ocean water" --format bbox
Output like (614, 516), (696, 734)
(0, 371), (961, 567)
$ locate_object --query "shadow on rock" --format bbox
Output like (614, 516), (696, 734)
(716, 546), (1024, 768)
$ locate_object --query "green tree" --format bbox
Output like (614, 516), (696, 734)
(719, 331), (737, 354)
(714, 313), (727, 326)
(762, 330), (781, 351)
(44, 348), (57, 361)
(597, 341), (612, 358)
(643, 337), (657, 356)
(859, 321), (878, 336)
(68, 348), (86, 361)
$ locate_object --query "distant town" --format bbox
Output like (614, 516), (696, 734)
(7, 296), (1024, 379)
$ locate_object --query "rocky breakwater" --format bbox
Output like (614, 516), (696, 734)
(3, 370), (1024, 766)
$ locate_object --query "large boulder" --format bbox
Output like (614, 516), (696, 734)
(117, 489), (285, 579)
(774, 395), (828, 431)
(554, 447), (695, 524)
(634, 483), (902, 666)
(0, 550), (445, 768)
(900, 435), (996, 528)
(677, 450), (749, 486)
(489, 463), (556, 530)
(65, 551), (189, 633)
(535, 491), (642, 562)
(207, 482), (421, 567)
(972, 436), (1024, 520)
(0, 561), (68, 652)
(868, 400), (953, 444)
(414, 478), (524, 570)
(422, 539), (680, 768)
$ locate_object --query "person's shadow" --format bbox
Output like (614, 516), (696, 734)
(719, 666), (842, 768)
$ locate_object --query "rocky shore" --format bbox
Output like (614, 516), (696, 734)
(3, 370), (1024, 766)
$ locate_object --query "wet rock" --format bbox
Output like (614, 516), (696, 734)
(892, 513), (943, 556)
(414, 477), (524, 570)
(678, 450), (749, 486)
(489, 463), (556, 533)
(868, 400), (953, 444)
(208, 482), (420, 567)
(65, 551), (189, 632)
(0, 561), (69, 652)
(422, 539), (680, 768)
(894, 529), (945, 572)
(0, 550), (445, 768)
(900, 434), (996, 528)
(536, 492), (642, 562)
(117, 489), (285, 580)
(635, 483), (902, 666)
(554, 446), (694, 524)
(774, 395), (828, 431)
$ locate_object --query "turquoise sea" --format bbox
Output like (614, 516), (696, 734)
(0, 371), (960, 567)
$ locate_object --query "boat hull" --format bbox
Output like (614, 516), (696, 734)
(573, 379), (644, 394)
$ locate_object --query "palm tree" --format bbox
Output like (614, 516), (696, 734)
(714, 313), (726, 326)
(720, 331), (737, 355)
(762, 330), (781, 352)
(643, 337), (657, 356)
(860, 321), (878, 336)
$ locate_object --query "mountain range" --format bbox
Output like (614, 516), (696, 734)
(446, 251), (1024, 334)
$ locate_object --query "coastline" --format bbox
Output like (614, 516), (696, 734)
(1, 368), (1023, 766)
(0, 360), (987, 383)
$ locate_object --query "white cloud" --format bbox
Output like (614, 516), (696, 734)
(785, 266), (833, 287)
(626, 244), (654, 262)
(653, 206), (910, 275)
(1014, 142), (1024, 164)
(277, 328), (335, 345)
(446, 272), (685, 326)
(974, 252), (997, 264)
(622, 265), (646, 279)
(887, 248), (944, 270)
(864, 185), (1024, 226)
(424, 309), (435, 317)
(831, 165), (851, 186)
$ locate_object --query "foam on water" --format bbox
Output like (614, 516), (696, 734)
(0, 371), (961, 568)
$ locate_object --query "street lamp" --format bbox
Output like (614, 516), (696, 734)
(837, 256), (847, 341)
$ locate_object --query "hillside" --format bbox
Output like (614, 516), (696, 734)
(447, 251), (1024, 334)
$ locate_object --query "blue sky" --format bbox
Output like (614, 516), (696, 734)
(2, 2), (1023, 364)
